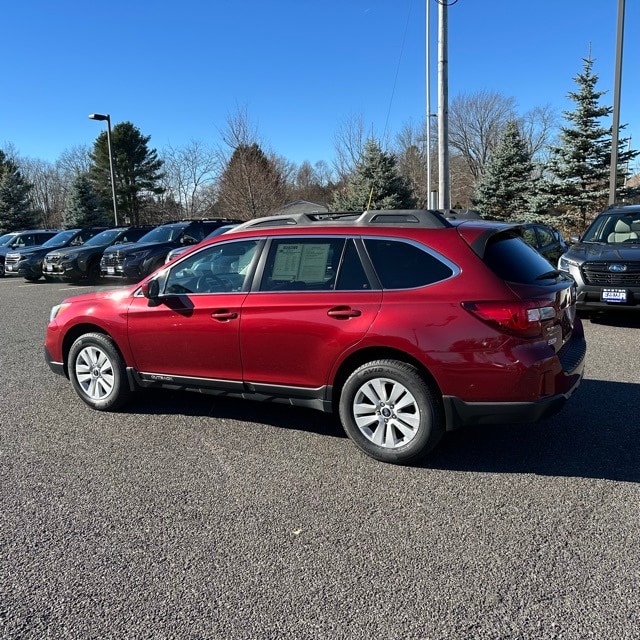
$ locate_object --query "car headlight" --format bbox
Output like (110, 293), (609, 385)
(558, 256), (579, 271)
(49, 303), (71, 322)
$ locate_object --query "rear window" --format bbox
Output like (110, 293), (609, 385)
(484, 234), (557, 284)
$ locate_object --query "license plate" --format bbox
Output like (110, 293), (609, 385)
(602, 288), (627, 303)
(46, 264), (53, 271)
(107, 267), (115, 275)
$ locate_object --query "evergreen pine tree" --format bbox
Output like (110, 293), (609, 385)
(0, 150), (37, 232)
(63, 173), (109, 228)
(331, 138), (416, 211)
(89, 122), (164, 225)
(473, 121), (535, 220)
(542, 55), (638, 229)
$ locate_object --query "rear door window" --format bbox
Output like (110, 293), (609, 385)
(363, 238), (455, 289)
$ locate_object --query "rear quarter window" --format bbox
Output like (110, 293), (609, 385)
(364, 238), (455, 289)
(484, 234), (556, 284)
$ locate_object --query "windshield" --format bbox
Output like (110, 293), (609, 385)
(0, 233), (17, 246)
(82, 228), (124, 246)
(42, 230), (79, 247)
(137, 224), (186, 244)
(582, 213), (640, 244)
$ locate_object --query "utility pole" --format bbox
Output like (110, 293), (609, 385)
(608, 0), (625, 205)
(437, 0), (450, 211)
(426, 0), (432, 207)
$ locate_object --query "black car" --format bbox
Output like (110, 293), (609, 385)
(558, 204), (640, 311)
(519, 222), (568, 265)
(0, 229), (60, 277)
(100, 218), (241, 280)
(42, 226), (154, 283)
(4, 227), (108, 281)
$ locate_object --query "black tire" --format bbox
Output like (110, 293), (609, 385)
(339, 359), (444, 464)
(24, 274), (41, 282)
(87, 261), (101, 284)
(68, 333), (131, 411)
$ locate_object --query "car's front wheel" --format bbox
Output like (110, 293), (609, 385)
(68, 333), (131, 411)
(339, 359), (444, 464)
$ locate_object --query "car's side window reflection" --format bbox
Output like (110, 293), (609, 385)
(164, 240), (259, 294)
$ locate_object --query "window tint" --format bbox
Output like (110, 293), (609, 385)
(119, 228), (152, 243)
(364, 238), (454, 289)
(164, 240), (259, 294)
(536, 225), (554, 248)
(335, 240), (371, 290)
(520, 227), (538, 248)
(484, 234), (558, 284)
(182, 224), (205, 244)
(260, 238), (345, 291)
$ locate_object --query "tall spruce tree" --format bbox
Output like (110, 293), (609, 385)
(331, 138), (416, 211)
(89, 122), (164, 225)
(543, 55), (638, 229)
(473, 120), (535, 220)
(0, 150), (36, 232)
(63, 173), (109, 228)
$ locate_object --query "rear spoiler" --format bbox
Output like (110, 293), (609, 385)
(453, 221), (522, 259)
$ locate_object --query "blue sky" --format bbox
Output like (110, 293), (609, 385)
(2, 0), (638, 171)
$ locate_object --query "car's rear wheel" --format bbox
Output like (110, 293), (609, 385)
(339, 359), (444, 464)
(68, 333), (131, 411)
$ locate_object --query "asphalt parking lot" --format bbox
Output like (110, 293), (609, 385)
(1, 276), (639, 640)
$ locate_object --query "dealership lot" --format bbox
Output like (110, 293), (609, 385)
(1, 276), (639, 639)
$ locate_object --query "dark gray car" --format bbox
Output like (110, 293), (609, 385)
(558, 205), (640, 312)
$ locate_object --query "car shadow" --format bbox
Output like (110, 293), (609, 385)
(125, 378), (639, 482)
(427, 378), (640, 483)
(126, 388), (347, 439)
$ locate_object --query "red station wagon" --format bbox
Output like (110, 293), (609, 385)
(45, 210), (586, 464)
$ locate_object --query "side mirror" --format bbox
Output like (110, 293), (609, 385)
(141, 279), (160, 300)
(568, 235), (580, 245)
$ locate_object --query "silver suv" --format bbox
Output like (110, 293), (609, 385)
(558, 205), (640, 311)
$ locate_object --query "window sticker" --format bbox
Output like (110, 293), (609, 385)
(272, 243), (331, 282)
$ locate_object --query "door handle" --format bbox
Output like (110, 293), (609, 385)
(327, 306), (362, 319)
(211, 309), (238, 321)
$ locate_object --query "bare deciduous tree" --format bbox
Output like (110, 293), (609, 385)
(160, 140), (219, 218)
(449, 91), (517, 182)
(332, 113), (370, 182)
(216, 108), (289, 219)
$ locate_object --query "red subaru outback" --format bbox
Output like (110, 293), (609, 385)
(45, 210), (586, 464)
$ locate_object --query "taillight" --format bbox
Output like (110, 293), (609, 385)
(462, 300), (557, 338)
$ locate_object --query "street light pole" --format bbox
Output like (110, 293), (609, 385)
(88, 113), (119, 226)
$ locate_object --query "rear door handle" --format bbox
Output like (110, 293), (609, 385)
(211, 309), (238, 321)
(327, 306), (362, 319)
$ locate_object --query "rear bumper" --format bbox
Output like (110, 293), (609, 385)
(442, 335), (586, 430)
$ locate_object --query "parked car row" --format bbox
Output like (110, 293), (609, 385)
(1, 218), (241, 283)
(5, 206), (640, 316)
